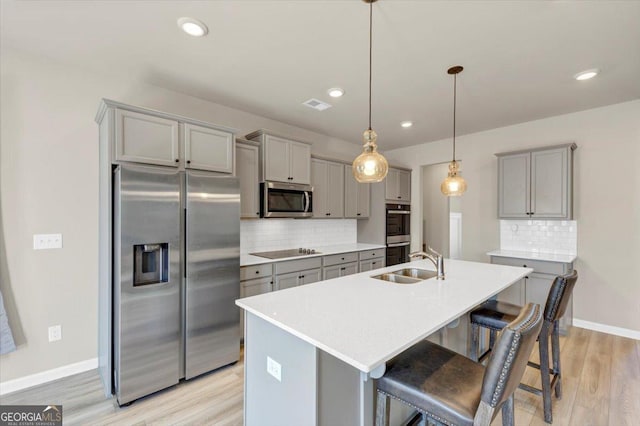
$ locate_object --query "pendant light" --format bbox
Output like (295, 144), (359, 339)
(352, 0), (388, 183)
(441, 66), (467, 196)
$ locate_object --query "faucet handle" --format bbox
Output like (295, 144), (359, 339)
(427, 246), (442, 258)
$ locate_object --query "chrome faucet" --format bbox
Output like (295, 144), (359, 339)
(409, 247), (445, 280)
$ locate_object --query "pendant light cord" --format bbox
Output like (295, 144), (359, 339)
(368, 0), (373, 131)
(452, 73), (457, 161)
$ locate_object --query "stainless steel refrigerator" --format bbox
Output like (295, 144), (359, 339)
(112, 164), (240, 405)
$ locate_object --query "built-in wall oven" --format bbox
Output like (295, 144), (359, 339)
(261, 181), (313, 218)
(386, 203), (411, 266)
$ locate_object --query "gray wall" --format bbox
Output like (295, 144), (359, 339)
(421, 163), (450, 256)
(0, 48), (361, 383)
(386, 99), (640, 333)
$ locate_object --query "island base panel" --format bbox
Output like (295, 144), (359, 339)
(244, 313), (317, 425)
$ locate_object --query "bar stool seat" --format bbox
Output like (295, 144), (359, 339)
(469, 270), (578, 424)
(376, 303), (543, 426)
(377, 340), (485, 425)
(470, 300), (521, 331)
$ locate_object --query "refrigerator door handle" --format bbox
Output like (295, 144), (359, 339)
(183, 208), (187, 279)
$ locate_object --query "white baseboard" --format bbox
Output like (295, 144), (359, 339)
(0, 357), (98, 396)
(573, 319), (640, 341)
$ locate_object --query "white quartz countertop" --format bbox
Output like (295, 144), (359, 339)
(487, 249), (577, 264)
(236, 259), (531, 373)
(240, 243), (386, 266)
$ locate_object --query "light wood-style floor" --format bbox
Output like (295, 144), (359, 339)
(1, 328), (638, 425)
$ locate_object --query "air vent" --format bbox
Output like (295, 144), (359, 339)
(302, 98), (332, 111)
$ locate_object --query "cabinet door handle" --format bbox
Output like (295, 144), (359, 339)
(372, 262), (377, 265)
(186, 160), (191, 164)
(326, 213), (330, 216)
(300, 275), (305, 279)
(255, 270), (259, 274)
(397, 196), (401, 199)
(357, 213), (361, 216)
(256, 212), (260, 216)
(340, 267), (346, 271)
(175, 159), (180, 163)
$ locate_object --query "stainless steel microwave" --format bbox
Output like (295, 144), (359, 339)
(260, 181), (313, 218)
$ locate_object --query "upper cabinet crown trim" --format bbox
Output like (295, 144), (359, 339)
(95, 98), (236, 134)
(245, 129), (311, 146)
(495, 142), (577, 157)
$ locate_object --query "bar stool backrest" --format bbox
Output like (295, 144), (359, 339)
(544, 270), (578, 323)
(478, 303), (543, 417)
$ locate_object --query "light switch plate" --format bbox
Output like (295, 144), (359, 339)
(267, 356), (282, 382)
(34, 234), (63, 250)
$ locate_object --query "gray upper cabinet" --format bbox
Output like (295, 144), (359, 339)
(312, 159), (344, 218)
(344, 165), (370, 218)
(247, 130), (312, 184)
(184, 123), (234, 173)
(115, 108), (180, 167)
(498, 152), (531, 218)
(497, 143), (576, 219)
(236, 141), (260, 219)
(385, 168), (411, 202)
(99, 99), (236, 171)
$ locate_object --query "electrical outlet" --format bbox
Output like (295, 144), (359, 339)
(34, 234), (63, 250)
(267, 356), (282, 382)
(48, 325), (62, 342)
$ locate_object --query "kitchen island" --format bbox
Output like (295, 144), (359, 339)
(236, 258), (532, 426)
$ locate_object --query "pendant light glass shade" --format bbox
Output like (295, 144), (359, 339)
(352, 0), (388, 183)
(441, 160), (467, 196)
(353, 129), (388, 182)
(441, 65), (467, 196)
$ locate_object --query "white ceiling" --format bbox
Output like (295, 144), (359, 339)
(2, 1), (639, 150)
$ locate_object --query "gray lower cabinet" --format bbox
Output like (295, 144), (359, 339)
(358, 249), (385, 272)
(274, 257), (323, 290)
(497, 143), (576, 219)
(323, 262), (358, 280)
(359, 258), (385, 272)
(492, 255), (573, 334)
(275, 269), (322, 289)
(240, 264), (274, 339)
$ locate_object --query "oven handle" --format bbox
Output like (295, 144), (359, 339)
(387, 242), (411, 247)
(387, 210), (411, 215)
(304, 191), (310, 213)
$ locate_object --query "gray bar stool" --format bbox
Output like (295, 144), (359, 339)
(469, 270), (578, 423)
(376, 303), (543, 426)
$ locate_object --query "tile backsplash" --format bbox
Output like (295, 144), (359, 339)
(241, 219), (357, 253)
(500, 220), (577, 255)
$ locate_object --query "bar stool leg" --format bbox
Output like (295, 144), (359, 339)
(551, 320), (562, 399)
(375, 391), (390, 426)
(471, 323), (480, 361)
(539, 322), (553, 423)
(489, 329), (497, 351)
(501, 394), (515, 426)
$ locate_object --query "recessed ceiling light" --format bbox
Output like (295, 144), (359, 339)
(327, 88), (345, 98)
(574, 69), (599, 81)
(177, 17), (209, 37)
(401, 121), (413, 128)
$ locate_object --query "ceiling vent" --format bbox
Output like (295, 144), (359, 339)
(302, 98), (332, 111)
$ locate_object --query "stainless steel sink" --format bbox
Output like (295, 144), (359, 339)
(390, 268), (438, 280)
(371, 273), (422, 284)
(371, 268), (438, 284)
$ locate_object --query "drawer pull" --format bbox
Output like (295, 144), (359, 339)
(255, 270), (259, 274)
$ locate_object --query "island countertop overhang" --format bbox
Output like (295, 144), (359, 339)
(236, 259), (532, 373)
